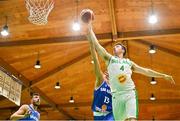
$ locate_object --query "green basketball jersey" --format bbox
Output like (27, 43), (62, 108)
(107, 56), (135, 92)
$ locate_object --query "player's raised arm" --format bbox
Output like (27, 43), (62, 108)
(132, 61), (175, 84)
(87, 25), (111, 65)
(81, 9), (112, 65)
(87, 35), (103, 88)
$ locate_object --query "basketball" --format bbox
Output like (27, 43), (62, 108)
(80, 9), (94, 24)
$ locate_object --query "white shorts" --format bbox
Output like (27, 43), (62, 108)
(112, 89), (138, 120)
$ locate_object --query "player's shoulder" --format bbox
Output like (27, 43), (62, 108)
(124, 58), (133, 65)
(18, 104), (29, 111)
(109, 56), (119, 63)
(20, 104), (29, 109)
(124, 57), (131, 61)
(95, 81), (105, 90)
(103, 81), (110, 86)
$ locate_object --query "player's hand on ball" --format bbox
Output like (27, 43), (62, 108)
(80, 9), (94, 24)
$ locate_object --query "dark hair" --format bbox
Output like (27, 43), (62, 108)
(30, 92), (39, 98)
(114, 43), (126, 56)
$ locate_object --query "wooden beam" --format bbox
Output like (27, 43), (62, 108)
(139, 99), (180, 104)
(117, 28), (180, 40)
(0, 33), (112, 47)
(0, 58), (29, 87)
(0, 58), (74, 119)
(0, 28), (180, 47)
(0, 95), (7, 101)
(108, 0), (118, 41)
(31, 42), (111, 87)
(31, 51), (90, 86)
(136, 39), (180, 57)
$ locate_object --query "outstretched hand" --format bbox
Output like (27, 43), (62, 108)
(164, 74), (175, 84)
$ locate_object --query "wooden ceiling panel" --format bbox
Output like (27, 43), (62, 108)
(115, 0), (180, 32)
(0, 97), (15, 108)
(40, 110), (70, 120)
(0, 0), (111, 41)
(139, 104), (180, 120)
(0, 110), (12, 120)
(144, 36), (180, 52)
(0, 43), (71, 62)
(128, 40), (180, 80)
(128, 40), (179, 100)
(37, 55), (95, 104)
(0, 42), (89, 81)
(62, 106), (93, 120)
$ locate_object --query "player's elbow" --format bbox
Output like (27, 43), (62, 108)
(10, 112), (19, 120)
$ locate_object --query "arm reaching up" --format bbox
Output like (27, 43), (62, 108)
(87, 35), (103, 89)
(86, 24), (112, 65)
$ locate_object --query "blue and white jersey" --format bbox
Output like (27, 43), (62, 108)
(92, 81), (112, 112)
(19, 105), (39, 121)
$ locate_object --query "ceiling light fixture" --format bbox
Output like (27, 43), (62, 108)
(55, 82), (60, 89)
(69, 96), (74, 103)
(1, 16), (9, 36)
(72, 0), (80, 31)
(149, 45), (156, 54)
(73, 20), (80, 31)
(91, 60), (94, 64)
(148, 14), (158, 24)
(148, 0), (158, 24)
(150, 93), (156, 101)
(34, 52), (41, 69)
(150, 77), (157, 85)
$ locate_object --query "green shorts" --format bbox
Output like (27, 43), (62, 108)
(112, 89), (138, 121)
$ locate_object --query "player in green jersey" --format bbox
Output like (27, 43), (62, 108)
(85, 23), (175, 121)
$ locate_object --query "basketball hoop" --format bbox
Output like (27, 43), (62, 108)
(25, 0), (54, 25)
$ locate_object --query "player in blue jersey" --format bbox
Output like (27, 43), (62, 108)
(87, 35), (114, 120)
(10, 93), (40, 121)
(84, 14), (175, 121)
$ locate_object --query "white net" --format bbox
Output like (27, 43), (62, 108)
(25, 0), (54, 25)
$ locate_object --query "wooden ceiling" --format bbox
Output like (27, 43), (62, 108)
(0, 0), (180, 120)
